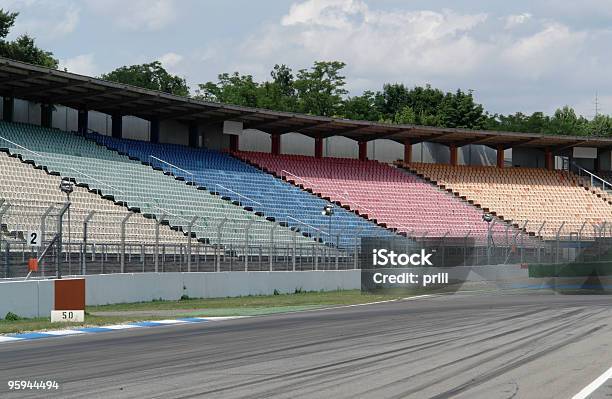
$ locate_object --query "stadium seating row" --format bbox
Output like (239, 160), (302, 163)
(405, 162), (612, 238)
(233, 151), (510, 240)
(0, 151), (185, 244)
(87, 133), (395, 248)
(0, 121), (319, 249)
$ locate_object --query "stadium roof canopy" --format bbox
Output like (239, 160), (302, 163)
(1, 57), (611, 151)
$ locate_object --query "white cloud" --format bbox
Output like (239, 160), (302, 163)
(222, 0), (612, 115)
(8, 1), (80, 40)
(281, 0), (368, 28)
(159, 52), (183, 68)
(158, 52), (184, 76)
(53, 5), (80, 36)
(59, 54), (98, 76)
(504, 13), (532, 29)
(86, 0), (177, 31)
(8, 0), (612, 116)
(501, 22), (587, 79)
(243, 0), (490, 82)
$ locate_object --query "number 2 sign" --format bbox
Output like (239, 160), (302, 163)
(26, 230), (41, 247)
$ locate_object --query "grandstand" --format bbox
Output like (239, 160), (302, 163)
(404, 162), (612, 239)
(0, 150), (184, 245)
(0, 121), (323, 251)
(1, 57), (612, 276)
(233, 151), (508, 240)
(86, 132), (394, 248)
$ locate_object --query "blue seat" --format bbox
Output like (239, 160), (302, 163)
(88, 133), (395, 248)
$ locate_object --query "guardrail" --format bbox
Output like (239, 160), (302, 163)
(215, 183), (263, 206)
(571, 161), (612, 192)
(149, 155), (195, 185)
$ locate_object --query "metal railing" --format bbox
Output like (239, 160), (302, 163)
(570, 161), (612, 192)
(2, 199), (612, 279)
(0, 200), (357, 278)
(215, 183), (262, 206)
(287, 216), (329, 237)
(0, 135), (44, 158)
(149, 155), (195, 185)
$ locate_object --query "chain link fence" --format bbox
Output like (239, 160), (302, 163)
(2, 201), (612, 279)
(0, 202), (357, 278)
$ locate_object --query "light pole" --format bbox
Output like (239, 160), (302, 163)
(483, 213), (493, 264)
(60, 177), (73, 275)
(322, 204), (334, 244)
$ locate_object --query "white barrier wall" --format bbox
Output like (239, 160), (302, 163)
(0, 279), (54, 319)
(84, 271), (360, 305)
(0, 271), (360, 318)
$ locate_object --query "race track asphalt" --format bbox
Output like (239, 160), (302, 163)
(0, 293), (611, 399)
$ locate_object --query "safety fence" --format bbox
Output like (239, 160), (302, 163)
(2, 201), (612, 278)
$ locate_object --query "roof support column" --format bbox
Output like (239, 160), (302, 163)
(150, 117), (160, 144)
(111, 112), (123, 139)
(449, 144), (458, 166)
(496, 145), (504, 168)
(358, 141), (368, 161)
(2, 97), (14, 122)
(41, 103), (53, 128)
(188, 122), (198, 148)
(544, 147), (553, 170)
(314, 136), (323, 158)
(595, 148), (604, 173)
(77, 108), (88, 135)
(229, 134), (239, 152)
(271, 133), (281, 155)
(403, 138), (412, 164)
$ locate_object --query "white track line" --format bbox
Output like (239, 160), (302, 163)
(102, 324), (145, 330)
(271, 294), (440, 316)
(572, 365), (612, 399)
(39, 330), (86, 336)
(0, 336), (23, 342)
(152, 319), (191, 324)
(197, 316), (249, 321)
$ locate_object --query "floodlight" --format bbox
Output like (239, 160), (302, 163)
(59, 177), (74, 195)
(322, 204), (334, 216)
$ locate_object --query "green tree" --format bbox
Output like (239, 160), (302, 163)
(342, 91), (381, 121)
(487, 112), (552, 133)
(436, 90), (487, 129)
(101, 61), (189, 96)
(587, 115), (612, 136)
(374, 83), (412, 119)
(380, 105), (417, 124)
(547, 106), (588, 135)
(0, 9), (58, 68)
(0, 8), (17, 39)
(258, 64), (298, 111)
(270, 64), (295, 98)
(294, 61), (348, 116)
(523, 112), (550, 133)
(196, 72), (259, 106)
(405, 85), (446, 125)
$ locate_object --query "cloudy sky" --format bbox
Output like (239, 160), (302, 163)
(4, 0), (612, 117)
